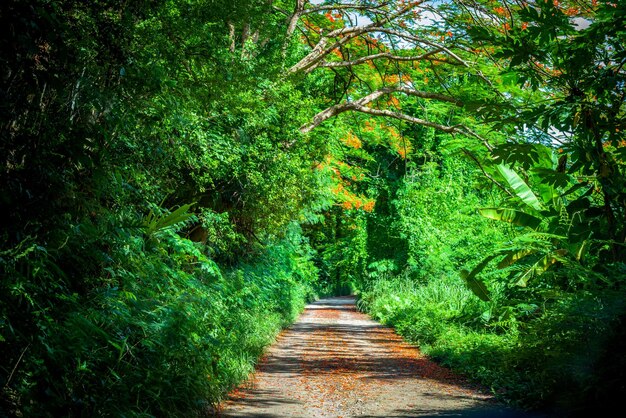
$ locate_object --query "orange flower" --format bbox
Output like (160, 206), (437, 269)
(493, 7), (506, 16)
(385, 74), (400, 84)
(342, 132), (362, 149)
(521, 22), (528, 30)
(387, 96), (401, 108)
(363, 201), (376, 212)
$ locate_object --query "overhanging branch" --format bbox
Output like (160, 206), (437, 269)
(319, 49), (463, 68)
(287, 2), (424, 74)
(299, 86), (462, 133)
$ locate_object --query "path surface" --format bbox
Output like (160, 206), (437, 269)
(220, 297), (543, 418)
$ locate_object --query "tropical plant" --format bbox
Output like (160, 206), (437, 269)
(462, 144), (616, 299)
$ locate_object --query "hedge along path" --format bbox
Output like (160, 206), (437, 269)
(219, 297), (541, 418)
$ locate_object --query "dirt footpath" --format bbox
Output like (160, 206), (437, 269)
(219, 296), (544, 417)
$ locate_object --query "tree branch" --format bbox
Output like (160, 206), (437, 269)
(461, 148), (513, 196)
(299, 86), (462, 133)
(285, 0), (306, 40)
(287, 2), (424, 74)
(372, 28), (470, 67)
(350, 104), (460, 131)
(318, 49), (463, 68)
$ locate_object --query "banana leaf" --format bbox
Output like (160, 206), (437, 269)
(497, 163), (543, 211)
(497, 248), (536, 269)
(460, 254), (498, 301)
(514, 249), (568, 287)
(479, 207), (542, 229)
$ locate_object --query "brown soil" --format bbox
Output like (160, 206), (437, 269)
(218, 296), (544, 417)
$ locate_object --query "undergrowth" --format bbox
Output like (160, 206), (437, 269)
(1, 223), (318, 417)
(359, 276), (626, 415)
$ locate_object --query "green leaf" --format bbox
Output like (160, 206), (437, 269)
(496, 164), (543, 211)
(460, 268), (491, 302)
(478, 207), (542, 229)
(460, 254), (498, 301)
(144, 202), (196, 235)
(514, 249), (568, 287)
(561, 182), (591, 197)
(497, 249), (536, 269)
(575, 240), (588, 262)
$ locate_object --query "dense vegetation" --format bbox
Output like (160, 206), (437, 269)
(1, 0), (624, 416)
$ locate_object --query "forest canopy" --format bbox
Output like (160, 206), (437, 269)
(1, 0), (625, 416)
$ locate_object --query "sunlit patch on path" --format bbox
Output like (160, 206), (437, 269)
(220, 297), (544, 417)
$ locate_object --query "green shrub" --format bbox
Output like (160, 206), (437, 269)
(360, 276), (626, 412)
(1, 222), (317, 417)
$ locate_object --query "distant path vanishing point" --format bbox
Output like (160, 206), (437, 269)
(220, 296), (547, 418)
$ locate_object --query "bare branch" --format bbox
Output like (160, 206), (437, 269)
(272, 5), (290, 17)
(461, 148), (512, 194)
(299, 86), (462, 133)
(288, 26), (467, 74)
(288, 2), (424, 74)
(319, 49), (464, 68)
(349, 104), (461, 132)
(385, 86), (462, 105)
(228, 22), (236, 53)
(286, 0), (306, 40)
(300, 89), (389, 134)
(373, 28), (470, 67)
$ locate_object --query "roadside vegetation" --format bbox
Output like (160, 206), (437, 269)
(1, 1), (624, 416)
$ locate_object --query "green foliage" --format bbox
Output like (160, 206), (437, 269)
(496, 164), (543, 212)
(0, 0), (321, 415)
(2, 0), (626, 415)
(467, 145), (622, 297)
(390, 152), (509, 282)
(355, 2), (626, 411)
(359, 276), (491, 348)
(477, 208), (542, 229)
(361, 276), (626, 412)
(143, 202), (196, 236)
(1, 221), (317, 416)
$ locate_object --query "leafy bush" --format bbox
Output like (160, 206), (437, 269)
(1, 222), (317, 417)
(360, 277), (626, 413)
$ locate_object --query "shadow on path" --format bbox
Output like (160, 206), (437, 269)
(220, 296), (549, 418)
